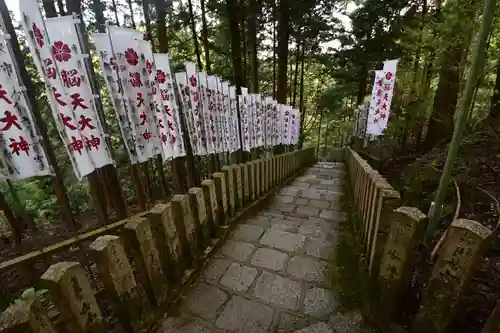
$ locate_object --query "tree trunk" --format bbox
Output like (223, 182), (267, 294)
(248, 0), (258, 92)
(227, 0), (243, 93)
(142, 0), (153, 42)
(157, 0), (169, 52)
(276, 0), (289, 103)
(0, 0), (76, 231)
(356, 64), (368, 106)
(56, 0), (65, 15)
(422, 0), (476, 151)
(111, 0), (120, 25)
(292, 42), (300, 106)
(200, 0), (210, 72)
(127, 0), (136, 29)
(272, 0), (276, 99)
(298, 43), (306, 147)
(92, 0), (106, 32)
(42, 0), (58, 17)
(241, 4), (247, 86)
(188, 0), (203, 70)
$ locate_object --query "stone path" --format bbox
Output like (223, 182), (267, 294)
(158, 162), (347, 333)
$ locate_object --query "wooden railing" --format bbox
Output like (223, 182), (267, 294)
(0, 148), (316, 333)
(345, 146), (498, 333)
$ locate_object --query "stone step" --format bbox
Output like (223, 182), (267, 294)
(292, 322), (334, 333)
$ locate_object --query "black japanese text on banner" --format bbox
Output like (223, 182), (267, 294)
(229, 86), (241, 152)
(239, 87), (250, 152)
(20, 4), (112, 180)
(0, 33), (52, 179)
(109, 27), (161, 162)
(281, 104), (291, 145)
(221, 81), (232, 153)
(154, 54), (185, 158)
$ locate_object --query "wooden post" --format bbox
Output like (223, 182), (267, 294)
(247, 162), (255, 201)
(260, 159), (266, 194)
(221, 166), (235, 217)
(89, 235), (151, 332)
(201, 180), (219, 237)
(130, 164), (148, 211)
(412, 219), (492, 333)
(376, 207), (427, 326)
(240, 163), (250, 205)
(40, 262), (105, 333)
(171, 194), (198, 266)
(213, 173), (228, 227)
(266, 158), (272, 191)
(188, 187), (210, 249)
(123, 217), (169, 305)
(0, 299), (58, 333)
(255, 160), (261, 197)
(147, 204), (183, 284)
(172, 158), (187, 194)
(233, 166), (243, 212)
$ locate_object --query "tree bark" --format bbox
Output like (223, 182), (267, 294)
(241, 4), (247, 86)
(157, 0), (168, 52)
(248, 0), (259, 92)
(127, 0), (136, 29)
(188, 0), (203, 70)
(276, 0), (289, 104)
(227, 0), (243, 93)
(92, 0), (106, 32)
(422, 0), (476, 151)
(142, 0), (153, 42)
(489, 58), (500, 119)
(56, 0), (65, 15)
(200, 0), (211, 72)
(292, 42), (300, 106)
(272, 0), (276, 98)
(356, 64), (368, 106)
(111, 0), (120, 25)
(42, 0), (58, 17)
(298, 43), (306, 147)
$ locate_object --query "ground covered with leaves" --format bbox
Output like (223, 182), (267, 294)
(361, 126), (500, 333)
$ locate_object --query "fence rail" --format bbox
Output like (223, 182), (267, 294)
(0, 148), (315, 331)
(345, 145), (499, 333)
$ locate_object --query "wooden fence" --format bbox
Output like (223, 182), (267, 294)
(345, 146), (496, 333)
(0, 148), (315, 332)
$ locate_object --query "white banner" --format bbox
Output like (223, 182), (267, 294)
(221, 81), (232, 153)
(229, 86), (241, 152)
(367, 60), (398, 135)
(0, 34), (52, 179)
(199, 72), (215, 154)
(239, 87), (250, 152)
(264, 97), (274, 147)
(290, 108), (299, 145)
(185, 62), (207, 155)
(247, 94), (255, 149)
(94, 32), (139, 164)
(109, 26), (161, 162)
(175, 71), (197, 154)
(20, 5), (112, 179)
(254, 94), (264, 148)
(216, 78), (228, 153)
(272, 102), (280, 146)
(136, 40), (173, 161)
(207, 75), (223, 153)
(154, 54), (185, 157)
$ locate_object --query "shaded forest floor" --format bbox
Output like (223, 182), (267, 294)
(358, 125), (500, 333)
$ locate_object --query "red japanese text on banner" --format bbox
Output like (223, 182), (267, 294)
(20, 4), (111, 179)
(45, 16), (114, 170)
(247, 94), (256, 149)
(109, 27), (161, 162)
(154, 54), (185, 157)
(239, 87), (250, 152)
(367, 59), (398, 135)
(0, 34), (52, 179)
(281, 104), (291, 145)
(229, 86), (241, 152)
(136, 40), (173, 161)
(175, 71), (198, 155)
(198, 72), (215, 154)
(221, 81), (232, 153)
(207, 75), (223, 153)
(94, 32), (139, 164)
(185, 62), (207, 155)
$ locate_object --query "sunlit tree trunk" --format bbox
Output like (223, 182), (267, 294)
(248, 0), (258, 92)
(292, 42), (300, 106)
(56, 0), (65, 15)
(141, 0), (153, 42)
(127, 0), (136, 29)
(111, 0), (120, 25)
(188, 0), (203, 70)
(42, 0), (58, 17)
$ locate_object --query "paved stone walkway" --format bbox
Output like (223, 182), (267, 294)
(158, 162), (346, 333)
